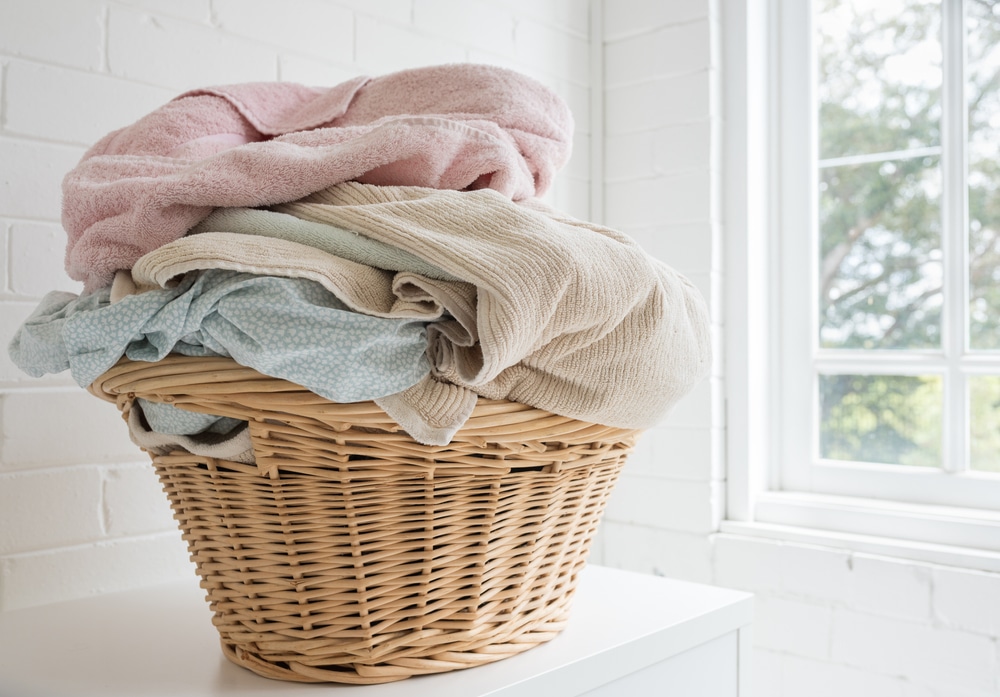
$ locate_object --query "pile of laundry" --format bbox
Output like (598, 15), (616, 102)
(9, 63), (711, 462)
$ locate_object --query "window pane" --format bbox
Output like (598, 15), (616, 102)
(816, 0), (942, 160)
(970, 375), (1000, 473)
(818, 157), (943, 349)
(967, 3), (1000, 351)
(819, 374), (942, 467)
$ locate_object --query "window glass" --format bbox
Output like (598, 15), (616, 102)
(967, 1), (1000, 351)
(816, 0), (942, 160)
(767, 0), (1000, 509)
(816, 0), (944, 350)
(818, 157), (943, 349)
(819, 373), (943, 467)
(970, 375), (1000, 473)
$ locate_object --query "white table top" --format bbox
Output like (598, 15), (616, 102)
(0, 565), (752, 697)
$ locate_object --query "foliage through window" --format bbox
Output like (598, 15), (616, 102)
(806, 0), (1000, 480)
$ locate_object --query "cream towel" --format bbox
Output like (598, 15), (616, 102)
(130, 183), (710, 437)
(277, 183), (711, 432)
(190, 207), (458, 281)
(132, 232), (475, 322)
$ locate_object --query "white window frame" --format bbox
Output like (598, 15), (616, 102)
(721, 0), (1000, 572)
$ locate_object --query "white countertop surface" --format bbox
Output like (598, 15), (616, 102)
(0, 565), (752, 697)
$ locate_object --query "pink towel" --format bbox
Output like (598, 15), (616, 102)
(62, 64), (574, 292)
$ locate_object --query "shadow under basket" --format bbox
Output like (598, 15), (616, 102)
(89, 355), (640, 685)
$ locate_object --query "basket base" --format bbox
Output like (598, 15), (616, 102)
(219, 616), (569, 684)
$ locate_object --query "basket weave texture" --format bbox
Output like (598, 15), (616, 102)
(89, 355), (639, 684)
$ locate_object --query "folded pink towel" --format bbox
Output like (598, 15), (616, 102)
(62, 64), (574, 292)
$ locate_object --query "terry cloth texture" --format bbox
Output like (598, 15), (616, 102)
(266, 182), (712, 434)
(61, 63), (574, 291)
(8, 269), (430, 402)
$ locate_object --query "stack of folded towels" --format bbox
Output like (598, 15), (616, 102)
(9, 63), (711, 462)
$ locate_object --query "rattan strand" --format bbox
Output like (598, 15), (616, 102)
(89, 355), (638, 684)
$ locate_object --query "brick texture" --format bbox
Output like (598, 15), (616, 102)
(0, 0), (104, 70)
(4, 60), (172, 146)
(106, 4), (279, 90)
(715, 534), (1000, 695)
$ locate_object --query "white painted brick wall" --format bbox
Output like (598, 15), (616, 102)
(278, 54), (362, 86)
(512, 20), (589, 85)
(115, 0), (211, 23)
(101, 463), (177, 536)
(849, 553), (934, 623)
(107, 5), (280, 90)
(0, 0), (105, 70)
(211, 0), (355, 62)
(413, 0), (517, 57)
(606, 122), (714, 180)
(0, 140), (84, 219)
(755, 594), (834, 661)
(604, 475), (722, 533)
(600, 522), (713, 584)
(1, 0), (592, 613)
(714, 534), (1000, 696)
(833, 607), (997, 694)
(0, 533), (193, 611)
(598, 0), (725, 592)
(604, 18), (713, 81)
(0, 467), (105, 555)
(8, 221), (82, 298)
(932, 566), (1000, 636)
(605, 72), (713, 134)
(1, 391), (139, 468)
(346, 0), (416, 22)
(4, 60), (174, 146)
(494, 0), (589, 38)
(355, 16), (466, 75)
(776, 652), (917, 697)
(606, 170), (714, 227)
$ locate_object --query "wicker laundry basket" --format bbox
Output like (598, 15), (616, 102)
(88, 354), (639, 685)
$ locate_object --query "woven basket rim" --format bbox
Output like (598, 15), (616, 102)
(89, 355), (641, 448)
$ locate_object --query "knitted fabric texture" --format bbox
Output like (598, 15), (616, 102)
(280, 184), (712, 431)
(130, 182), (712, 435)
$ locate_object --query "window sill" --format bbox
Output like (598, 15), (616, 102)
(722, 491), (1000, 572)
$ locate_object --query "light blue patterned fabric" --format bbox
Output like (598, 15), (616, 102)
(137, 398), (243, 435)
(9, 269), (430, 403)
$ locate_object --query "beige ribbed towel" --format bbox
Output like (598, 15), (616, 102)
(276, 182), (712, 432)
(131, 182), (710, 438)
